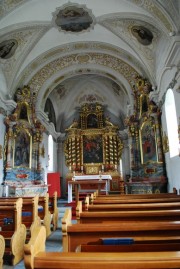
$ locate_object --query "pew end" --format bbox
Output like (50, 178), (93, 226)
(24, 225), (46, 269)
(61, 208), (72, 252)
(0, 235), (5, 269)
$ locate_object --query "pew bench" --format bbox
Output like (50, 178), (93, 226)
(0, 195), (42, 241)
(92, 189), (178, 199)
(25, 251), (180, 269)
(0, 235), (5, 269)
(62, 208), (180, 252)
(0, 198), (26, 265)
(85, 195), (180, 211)
(76, 200), (180, 223)
(91, 196), (180, 204)
(48, 191), (58, 231)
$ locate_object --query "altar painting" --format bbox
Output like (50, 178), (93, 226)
(83, 134), (103, 163)
(140, 121), (157, 164)
(13, 130), (31, 168)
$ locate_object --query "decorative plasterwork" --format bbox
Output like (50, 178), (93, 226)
(0, 96), (16, 115)
(127, 0), (173, 32)
(28, 52), (140, 98)
(52, 2), (96, 34)
(0, 25), (50, 91)
(16, 41), (148, 91)
(0, 0), (29, 19)
(99, 18), (159, 78)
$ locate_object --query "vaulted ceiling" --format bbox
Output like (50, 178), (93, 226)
(0, 0), (179, 135)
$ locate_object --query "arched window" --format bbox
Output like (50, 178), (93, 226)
(165, 89), (179, 157)
(48, 135), (54, 171)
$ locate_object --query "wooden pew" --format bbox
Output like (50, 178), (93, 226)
(76, 200), (180, 223)
(0, 198), (26, 265)
(25, 251), (180, 269)
(23, 225), (180, 269)
(24, 225), (46, 269)
(48, 191), (58, 231)
(62, 208), (180, 252)
(38, 193), (51, 237)
(0, 195), (41, 241)
(91, 196), (180, 204)
(92, 188), (178, 199)
(85, 195), (180, 211)
(0, 235), (5, 269)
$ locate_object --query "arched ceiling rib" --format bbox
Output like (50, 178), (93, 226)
(0, 0), (179, 135)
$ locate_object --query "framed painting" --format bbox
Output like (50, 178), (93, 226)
(140, 121), (158, 164)
(83, 134), (103, 164)
(13, 129), (32, 168)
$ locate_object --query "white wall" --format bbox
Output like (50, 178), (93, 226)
(160, 72), (180, 193)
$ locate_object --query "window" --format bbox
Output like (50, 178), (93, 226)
(165, 89), (179, 157)
(48, 135), (54, 171)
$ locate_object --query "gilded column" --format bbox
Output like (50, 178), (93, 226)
(104, 135), (109, 165)
(113, 135), (118, 164)
(76, 136), (81, 169)
(71, 136), (76, 169)
(68, 138), (72, 166)
(109, 135), (114, 165)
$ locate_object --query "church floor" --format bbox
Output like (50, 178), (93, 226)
(3, 198), (73, 269)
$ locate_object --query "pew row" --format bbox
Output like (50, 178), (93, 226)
(25, 251), (180, 269)
(0, 194), (52, 238)
(85, 195), (180, 211)
(23, 225), (180, 269)
(91, 196), (180, 204)
(92, 188), (178, 199)
(0, 195), (41, 241)
(62, 208), (180, 252)
(76, 200), (180, 223)
(0, 235), (5, 269)
(0, 198), (26, 265)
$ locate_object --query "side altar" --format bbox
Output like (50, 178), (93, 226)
(64, 103), (124, 194)
(2, 86), (48, 196)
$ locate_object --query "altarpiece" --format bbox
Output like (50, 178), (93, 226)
(3, 86), (47, 196)
(64, 103), (124, 193)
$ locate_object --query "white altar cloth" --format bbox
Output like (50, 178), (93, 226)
(72, 175), (112, 181)
(68, 175), (112, 203)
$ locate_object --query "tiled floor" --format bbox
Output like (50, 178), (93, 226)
(3, 198), (74, 269)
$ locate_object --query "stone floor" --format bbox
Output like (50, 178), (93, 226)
(3, 198), (74, 269)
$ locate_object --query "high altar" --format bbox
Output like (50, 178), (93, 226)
(64, 76), (168, 194)
(3, 86), (48, 196)
(64, 103), (124, 194)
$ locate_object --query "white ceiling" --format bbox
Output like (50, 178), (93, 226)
(0, 0), (179, 134)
